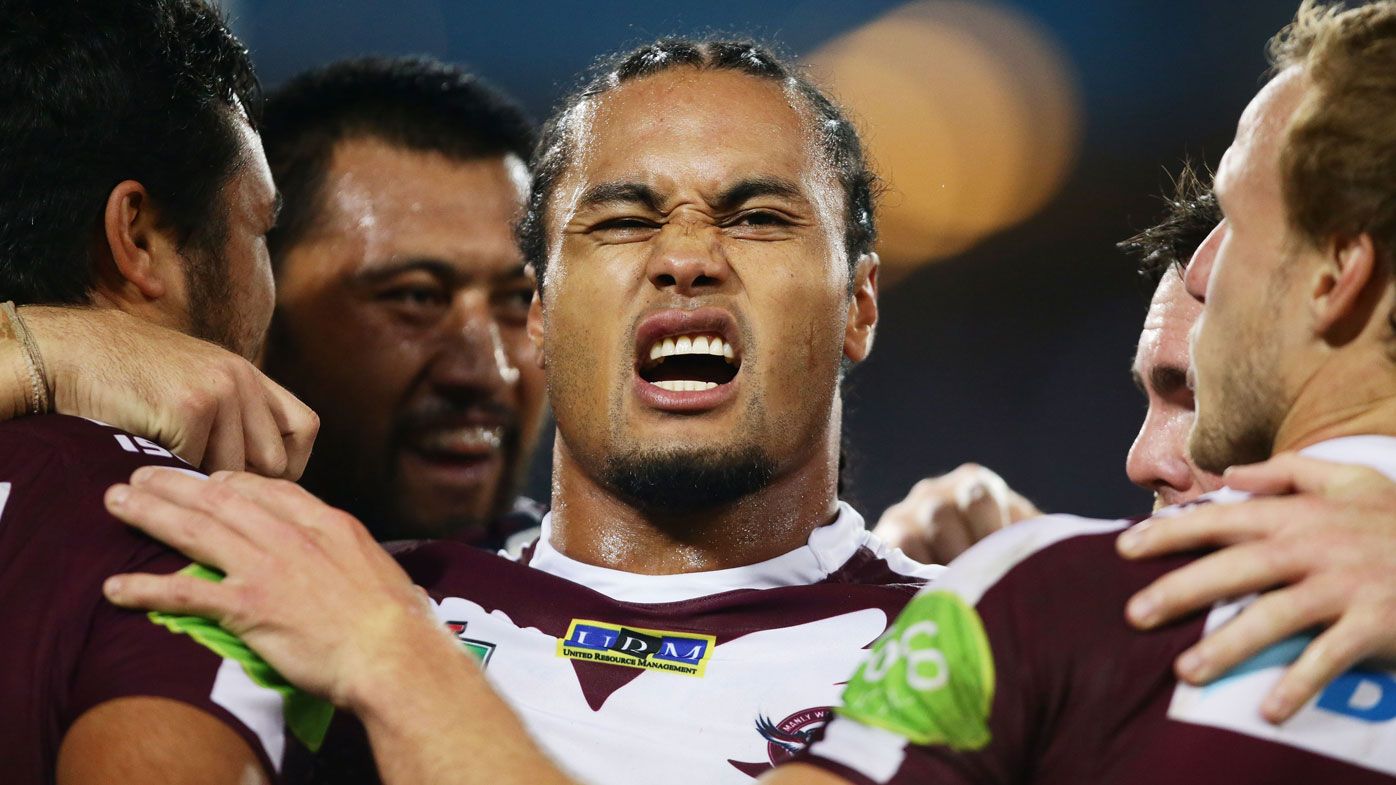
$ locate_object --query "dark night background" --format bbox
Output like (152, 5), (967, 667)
(226, 0), (1298, 521)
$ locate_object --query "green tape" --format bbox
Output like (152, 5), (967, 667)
(837, 590), (996, 750)
(147, 563), (335, 752)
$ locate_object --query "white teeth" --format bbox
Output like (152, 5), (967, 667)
(416, 426), (503, 454)
(653, 380), (718, 392)
(645, 333), (737, 365)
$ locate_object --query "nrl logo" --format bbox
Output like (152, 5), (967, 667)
(446, 620), (496, 667)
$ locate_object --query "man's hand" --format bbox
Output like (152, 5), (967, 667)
(22, 306), (317, 478)
(873, 464), (1040, 564)
(1117, 453), (1396, 723)
(100, 467), (575, 785)
(100, 468), (449, 709)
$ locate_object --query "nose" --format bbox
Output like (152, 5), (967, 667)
(1184, 221), (1225, 303)
(1126, 409), (1195, 500)
(428, 289), (521, 394)
(645, 222), (729, 294)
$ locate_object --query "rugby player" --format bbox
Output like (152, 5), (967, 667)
(1121, 165), (1225, 509)
(872, 165), (1223, 561)
(775, 2), (1396, 781)
(258, 58), (547, 547)
(0, 0), (311, 781)
(94, 39), (939, 784)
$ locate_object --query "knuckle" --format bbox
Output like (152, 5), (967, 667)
(177, 390), (218, 420)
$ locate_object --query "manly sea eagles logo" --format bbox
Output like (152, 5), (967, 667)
(759, 707), (832, 764)
(728, 706), (833, 776)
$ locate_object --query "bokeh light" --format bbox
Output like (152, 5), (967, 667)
(808, 1), (1082, 273)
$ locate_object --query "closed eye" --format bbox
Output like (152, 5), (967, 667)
(725, 210), (792, 227)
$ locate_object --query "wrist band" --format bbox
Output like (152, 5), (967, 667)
(0, 301), (51, 415)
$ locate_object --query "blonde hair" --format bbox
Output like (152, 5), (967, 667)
(1268, 1), (1396, 272)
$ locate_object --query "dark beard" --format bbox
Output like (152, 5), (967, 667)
(601, 444), (777, 513)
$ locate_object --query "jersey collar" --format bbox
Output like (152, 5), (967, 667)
(526, 502), (868, 604)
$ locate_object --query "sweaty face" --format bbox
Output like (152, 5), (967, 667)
(1186, 68), (1308, 475)
(1125, 271), (1222, 509)
(186, 119), (278, 360)
(263, 139), (545, 541)
(536, 68), (865, 511)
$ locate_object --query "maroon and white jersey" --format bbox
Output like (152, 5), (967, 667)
(308, 503), (936, 783)
(799, 436), (1396, 785)
(0, 415), (288, 783)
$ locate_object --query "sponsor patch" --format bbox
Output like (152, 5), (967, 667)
(836, 589), (995, 750)
(557, 619), (715, 677)
(446, 621), (496, 667)
(1169, 599), (1396, 776)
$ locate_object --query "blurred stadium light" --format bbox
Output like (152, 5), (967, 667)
(808, 1), (1081, 274)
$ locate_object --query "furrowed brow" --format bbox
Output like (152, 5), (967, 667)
(577, 181), (664, 212)
(712, 176), (806, 212)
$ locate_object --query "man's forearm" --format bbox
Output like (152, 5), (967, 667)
(351, 632), (578, 785)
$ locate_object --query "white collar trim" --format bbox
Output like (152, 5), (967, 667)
(526, 502), (869, 604)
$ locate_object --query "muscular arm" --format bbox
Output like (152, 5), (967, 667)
(346, 628), (576, 785)
(0, 305), (317, 478)
(57, 697), (270, 785)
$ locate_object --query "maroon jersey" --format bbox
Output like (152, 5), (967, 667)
(300, 503), (938, 784)
(799, 437), (1396, 785)
(0, 415), (288, 783)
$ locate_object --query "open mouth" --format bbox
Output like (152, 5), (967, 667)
(637, 332), (741, 392)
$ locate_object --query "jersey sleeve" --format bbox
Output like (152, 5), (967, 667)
(797, 515), (1130, 784)
(0, 417), (327, 780)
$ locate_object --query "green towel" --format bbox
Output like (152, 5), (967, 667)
(147, 563), (336, 751)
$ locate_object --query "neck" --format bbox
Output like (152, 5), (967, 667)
(1273, 345), (1396, 454)
(545, 434), (841, 576)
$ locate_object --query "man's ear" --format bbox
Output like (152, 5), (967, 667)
(1311, 232), (1380, 343)
(96, 180), (182, 304)
(526, 266), (546, 369)
(844, 252), (879, 363)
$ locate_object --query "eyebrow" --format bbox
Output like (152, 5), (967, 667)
(577, 181), (664, 213)
(712, 176), (806, 212)
(575, 176), (808, 215)
(354, 258), (529, 286)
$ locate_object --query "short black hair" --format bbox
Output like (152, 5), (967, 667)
(1119, 161), (1221, 288)
(518, 38), (880, 288)
(262, 56), (536, 262)
(0, 0), (260, 305)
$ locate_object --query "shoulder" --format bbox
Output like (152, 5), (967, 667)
(822, 532), (942, 595)
(927, 513), (1133, 606)
(0, 415), (198, 569)
(0, 414), (193, 487)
